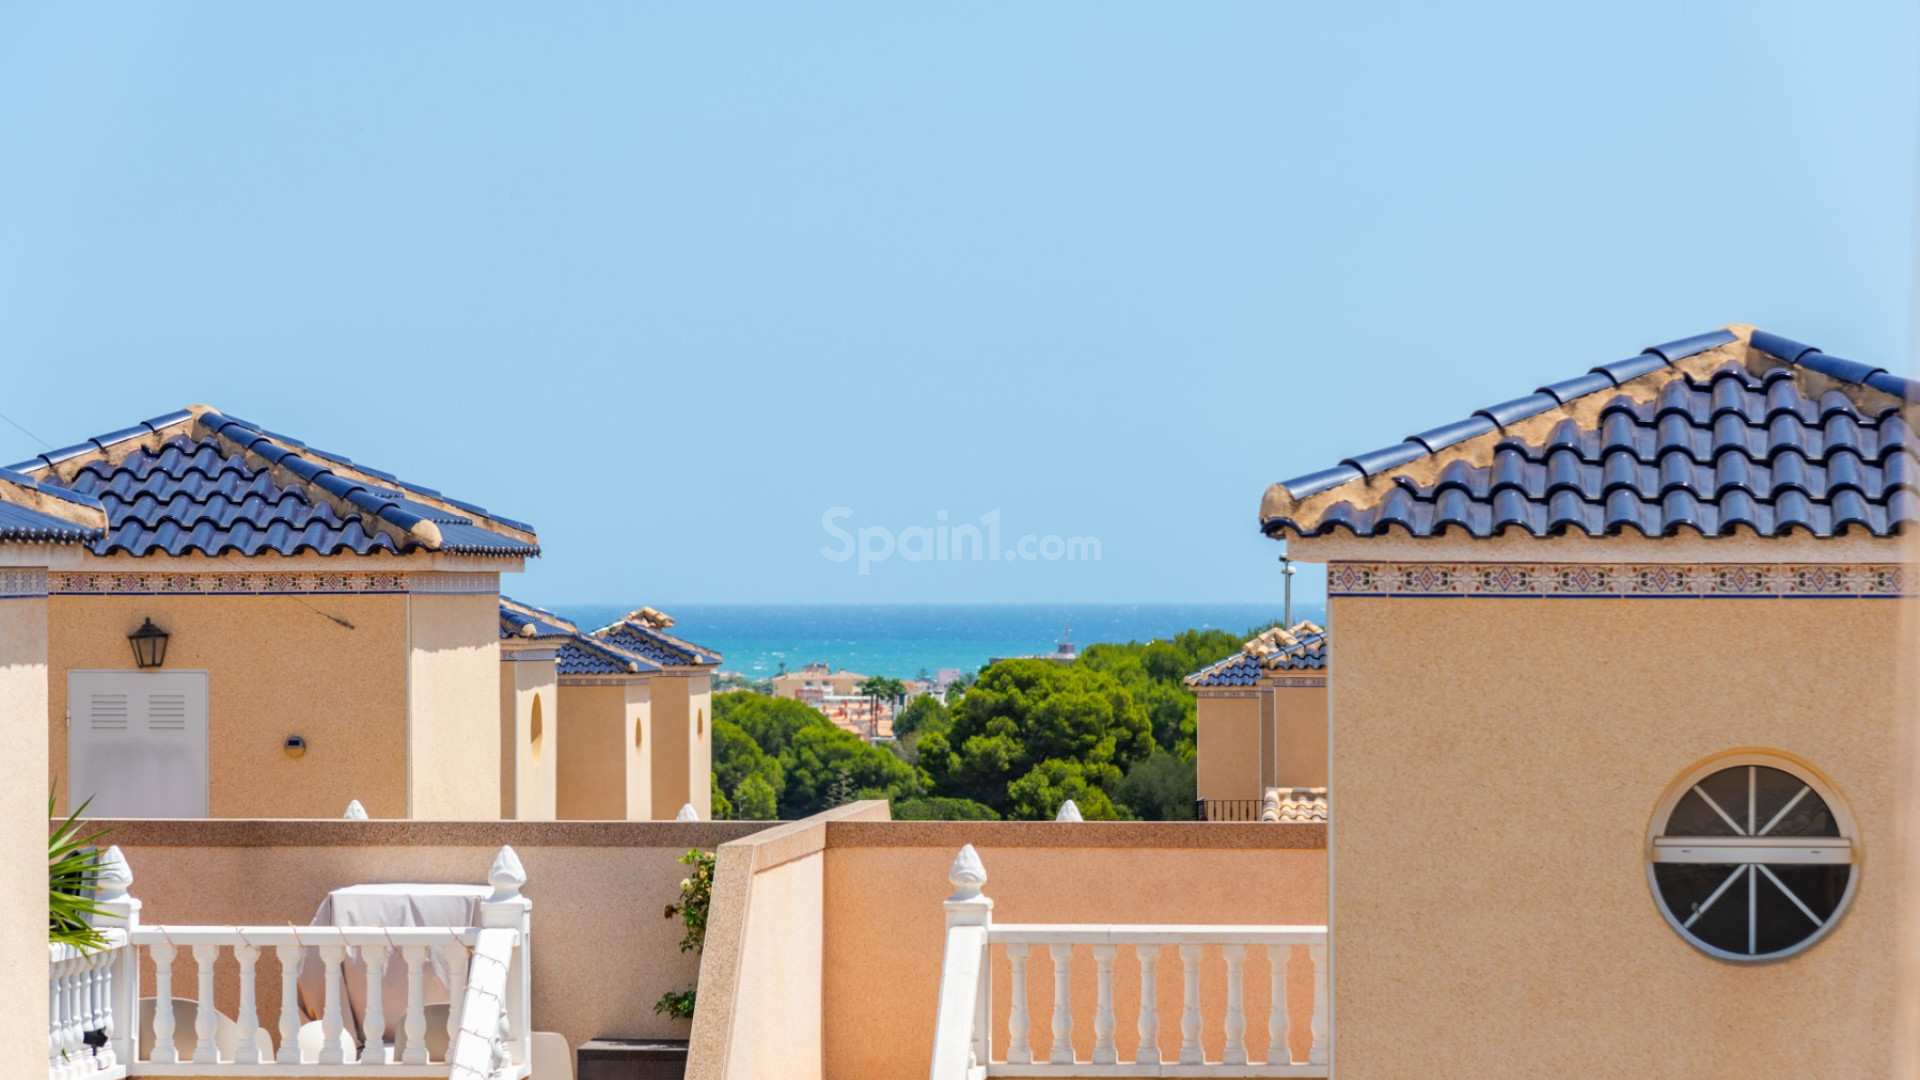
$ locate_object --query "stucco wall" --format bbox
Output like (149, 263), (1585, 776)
(1331, 595), (1907, 1077)
(406, 593), (501, 820)
(556, 682), (650, 820)
(727, 851), (825, 1080)
(2, 591), (50, 1078)
(1272, 682), (1328, 789)
(650, 674), (711, 820)
(499, 657), (558, 820)
(91, 818), (765, 1055)
(1196, 694), (1262, 802)
(819, 821), (1328, 1080)
(48, 592), (409, 818)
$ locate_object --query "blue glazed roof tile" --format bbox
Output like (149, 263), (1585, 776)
(18, 408), (539, 559)
(1262, 329), (1919, 541)
(1186, 623), (1328, 688)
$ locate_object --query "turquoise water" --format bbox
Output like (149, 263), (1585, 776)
(546, 602), (1327, 680)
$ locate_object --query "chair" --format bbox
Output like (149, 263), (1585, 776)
(295, 1020), (359, 1063)
(531, 1031), (574, 1080)
(138, 998), (274, 1062)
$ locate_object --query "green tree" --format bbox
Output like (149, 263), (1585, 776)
(712, 690), (925, 818)
(892, 796), (1001, 821)
(893, 694), (950, 739)
(1006, 759), (1125, 820)
(922, 659), (1152, 818)
(1114, 746), (1198, 820)
(733, 773), (779, 820)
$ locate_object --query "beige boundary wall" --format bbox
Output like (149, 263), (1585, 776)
(688, 804), (1329, 1080)
(89, 817), (767, 1054)
(3, 584), (52, 1078)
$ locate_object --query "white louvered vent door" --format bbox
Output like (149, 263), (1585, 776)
(68, 670), (209, 818)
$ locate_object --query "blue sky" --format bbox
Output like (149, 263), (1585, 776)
(3, 4), (1916, 605)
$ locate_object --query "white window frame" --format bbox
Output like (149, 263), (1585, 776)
(1645, 751), (1858, 962)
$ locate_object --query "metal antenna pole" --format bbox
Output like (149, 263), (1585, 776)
(1280, 554), (1296, 626)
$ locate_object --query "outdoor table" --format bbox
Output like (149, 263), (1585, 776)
(296, 883), (490, 1048)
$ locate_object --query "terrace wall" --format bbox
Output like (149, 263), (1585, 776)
(688, 805), (1328, 1080)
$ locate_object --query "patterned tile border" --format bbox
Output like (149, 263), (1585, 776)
(0, 569), (49, 599)
(48, 570), (499, 596)
(1270, 676), (1328, 687)
(1329, 562), (1908, 599)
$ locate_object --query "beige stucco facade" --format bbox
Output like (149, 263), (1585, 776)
(555, 679), (653, 820)
(499, 644), (559, 820)
(650, 671), (712, 820)
(1196, 681), (1329, 804)
(1295, 533), (1912, 1077)
(45, 561), (515, 819)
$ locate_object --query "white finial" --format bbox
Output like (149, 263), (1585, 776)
(343, 799), (368, 820)
(95, 845), (132, 901)
(487, 845), (526, 902)
(675, 803), (699, 821)
(947, 844), (987, 902)
(1055, 799), (1083, 822)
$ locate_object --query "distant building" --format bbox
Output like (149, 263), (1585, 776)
(989, 622), (1077, 665)
(771, 662), (894, 740)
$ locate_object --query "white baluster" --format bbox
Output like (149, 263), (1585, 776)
(1006, 943), (1031, 1065)
(191, 944), (221, 1063)
(91, 847), (140, 1071)
(89, 950), (112, 1071)
(1048, 943), (1074, 1064)
(275, 945), (302, 1064)
(150, 943), (178, 1064)
(1135, 945), (1161, 1065)
(48, 951), (60, 1078)
(1178, 944), (1203, 1065)
(229, 943), (262, 1064)
(445, 943), (469, 1057)
(360, 945), (389, 1064)
(1092, 944), (1117, 1065)
(401, 945), (429, 1064)
(1308, 942), (1327, 1066)
(318, 944), (348, 1065)
(1268, 945), (1291, 1066)
(60, 954), (80, 1079)
(1223, 944), (1247, 1065)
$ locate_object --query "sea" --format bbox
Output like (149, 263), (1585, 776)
(546, 602), (1329, 681)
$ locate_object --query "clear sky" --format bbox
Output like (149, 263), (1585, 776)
(3, 4), (1916, 605)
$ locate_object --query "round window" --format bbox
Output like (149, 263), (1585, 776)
(1648, 754), (1856, 961)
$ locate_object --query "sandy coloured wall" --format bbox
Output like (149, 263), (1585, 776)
(1195, 694), (1262, 802)
(818, 821), (1328, 1080)
(1, 592), (50, 1076)
(1331, 594), (1909, 1077)
(555, 681), (651, 820)
(406, 593), (501, 820)
(650, 674), (712, 820)
(1272, 682), (1328, 789)
(499, 658), (558, 820)
(726, 849), (825, 1080)
(90, 818), (767, 1055)
(47, 592), (410, 818)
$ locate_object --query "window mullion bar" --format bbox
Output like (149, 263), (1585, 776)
(1757, 786), (1811, 838)
(1682, 864), (1748, 929)
(1693, 784), (1747, 836)
(1756, 863), (1826, 929)
(1748, 767), (1756, 836)
(1747, 864), (1757, 956)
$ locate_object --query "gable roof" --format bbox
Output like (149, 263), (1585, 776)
(1260, 327), (1919, 541)
(1187, 622), (1328, 688)
(590, 607), (722, 668)
(9, 407), (538, 558)
(499, 598), (722, 676)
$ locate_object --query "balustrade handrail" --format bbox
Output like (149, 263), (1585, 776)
(127, 926), (491, 948)
(991, 924), (1326, 946)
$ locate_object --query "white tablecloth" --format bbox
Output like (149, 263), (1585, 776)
(298, 884), (489, 1047)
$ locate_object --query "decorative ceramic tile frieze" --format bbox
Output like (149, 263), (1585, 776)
(557, 675), (643, 686)
(0, 569), (49, 598)
(1269, 677), (1328, 687)
(501, 647), (560, 663)
(1328, 561), (1908, 599)
(411, 572), (502, 595)
(51, 571), (412, 596)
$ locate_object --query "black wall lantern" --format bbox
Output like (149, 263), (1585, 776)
(128, 618), (170, 669)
